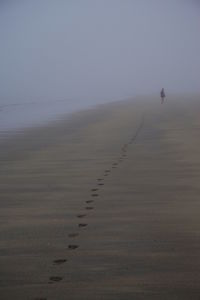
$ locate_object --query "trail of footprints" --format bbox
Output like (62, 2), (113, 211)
(34, 122), (143, 299)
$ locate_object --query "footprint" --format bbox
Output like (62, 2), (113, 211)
(105, 170), (111, 173)
(91, 188), (98, 192)
(68, 245), (79, 250)
(68, 233), (79, 238)
(86, 200), (94, 203)
(91, 194), (98, 197)
(98, 183), (104, 186)
(85, 206), (94, 210)
(53, 259), (67, 265)
(77, 214), (86, 218)
(97, 178), (104, 181)
(78, 223), (88, 227)
(49, 276), (63, 282)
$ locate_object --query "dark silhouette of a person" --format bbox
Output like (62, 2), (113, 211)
(160, 88), (166, 104)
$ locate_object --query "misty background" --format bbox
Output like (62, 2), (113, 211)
(0, 0), (199, 130)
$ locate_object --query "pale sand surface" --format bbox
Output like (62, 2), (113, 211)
(1, 96), (200, 299)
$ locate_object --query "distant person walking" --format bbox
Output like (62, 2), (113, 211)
(160, 88), (166, 104)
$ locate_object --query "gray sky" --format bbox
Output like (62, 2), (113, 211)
(0, 0), (200, 104)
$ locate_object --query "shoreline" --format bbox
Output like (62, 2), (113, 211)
(0, 97), (146, 164)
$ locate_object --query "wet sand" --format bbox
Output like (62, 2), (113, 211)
(1, 96), (200, 299)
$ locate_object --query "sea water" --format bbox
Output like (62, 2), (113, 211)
(0, 98), (108, 137)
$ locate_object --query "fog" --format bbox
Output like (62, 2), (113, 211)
(0, 0), (200, 106)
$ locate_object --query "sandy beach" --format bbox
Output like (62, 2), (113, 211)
(1, 96), (200, 299)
